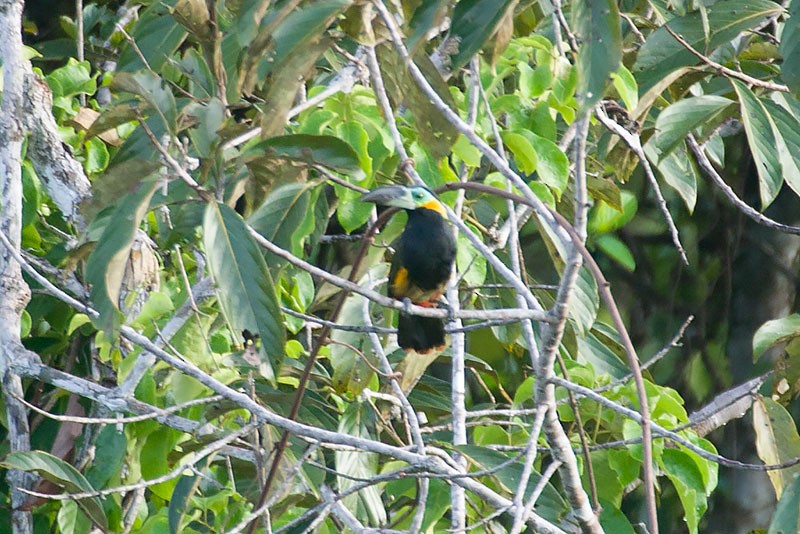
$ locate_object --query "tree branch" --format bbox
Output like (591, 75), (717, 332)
(0, 2), (35, 531)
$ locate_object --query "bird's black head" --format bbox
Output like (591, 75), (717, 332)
(360, 185), (447, 217)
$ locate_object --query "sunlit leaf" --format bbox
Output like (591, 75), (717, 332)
(611, 65), (638, 113)
(661, 448), (708, 534)
(502, 132), (538, 175)
(733, 80), (784, 208)
(753, 396), (800, 499)
(753, 314), (800, 361)
(588, 190), (638, 235)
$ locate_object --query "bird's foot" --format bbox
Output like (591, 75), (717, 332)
(436, 300), (456, 322)
(402, 297), (413, 315)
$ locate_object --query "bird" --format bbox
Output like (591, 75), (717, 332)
(361, 185), (456, 354)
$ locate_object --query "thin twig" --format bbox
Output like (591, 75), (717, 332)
(664, 24), (788, 93)
(687, 134), (800, 234)
(596, 105), (689, 265)
(595, 315), (694, 394)
(20, 422), (259, 500)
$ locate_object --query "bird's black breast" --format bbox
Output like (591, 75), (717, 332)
(396, 208), (456, 292)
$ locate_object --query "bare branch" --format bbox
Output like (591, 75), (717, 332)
(0, 2), (36, 531)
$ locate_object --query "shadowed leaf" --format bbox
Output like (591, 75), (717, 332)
(203, 202), (285, 382)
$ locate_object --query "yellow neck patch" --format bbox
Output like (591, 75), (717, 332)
(420, 199), (447, 218)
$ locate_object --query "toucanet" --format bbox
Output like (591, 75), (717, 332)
(361, 185), (456, 353)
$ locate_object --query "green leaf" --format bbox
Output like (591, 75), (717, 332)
(572, 0), (622, 108)
(1, 451), (107, 530)
(168, 457), (211, 534)
(598, 497), (635, 534)
(587, 451), (625, 507)
(762, 96), (800, 199)
(529, 133), (569, 197)
(661, 448), (708, 534)
(20, 310), (31, 338)
(117, 3), (188, 72)
(45, 58), (96, 99)
(753, 314), (800, 361)
(86, 177), (160, 333)
(84, 137), (110, 175)
(644, 139), (698, 213)
(21, 161), (40, 228)
(244, 134), (364, 179)
(336, 401), (386, 525)
(85, 426), (126, 490)
(185, 97), (225, 158)
(456, 226), (487, 289)
(568, 266), (600, 336)
(444, 0), (517, 72)
(780, 0), (800, 94)
(376, 44), (458, 159)
(452, 134), (482, 168)
(141, 427), (181, 500)
(248, 183), (317, 258)
(753, 396), (800, 499)
(203, 202), (285, 382)
(588, 190), (638, 235)
(57, 500), (91, 534)
(330, 263), (388, 395)
(502, 132), (538, 174)
(577, 329), (629, 378)
(481, 264), (522, 347)
(611, 65), (638, 113)
(454, 445), (569, 522)
(769, 476), (800, 534)
(595, 234), (635, 272)
(634, 0), (783, 92)
(407, 0), (449, 53)
(734, 80), (784, 208)
(337, 122), (373, 179)
(112, 71), (178, 134)
(258, 0), (350, 79)
(421, 478), (451, 531)
(653, 96), (733, 158)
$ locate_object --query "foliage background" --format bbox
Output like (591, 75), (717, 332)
(2, 0), (800, 532)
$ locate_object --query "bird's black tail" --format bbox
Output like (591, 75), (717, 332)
(397, 313), (446, 354)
